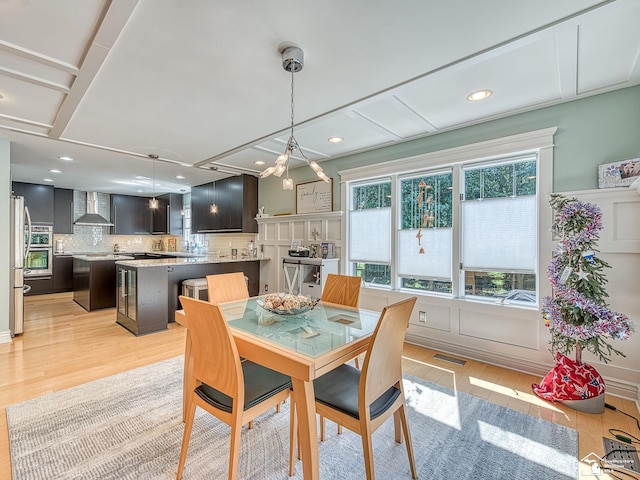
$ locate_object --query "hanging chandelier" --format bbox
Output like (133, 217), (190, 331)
(149, 154), (159, 209)
(210, 166), (218, 214)
(260, 46), (330, 190)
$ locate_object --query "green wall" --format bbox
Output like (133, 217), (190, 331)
(259, 85), (640, 213)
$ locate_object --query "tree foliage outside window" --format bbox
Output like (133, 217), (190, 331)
(465, 160), (536, 200)
(353, 182), (391, 210)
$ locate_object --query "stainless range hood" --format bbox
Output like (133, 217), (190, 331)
(75, 192), (113, 226)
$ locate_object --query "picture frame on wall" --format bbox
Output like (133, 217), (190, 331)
(296, 179), (333, 214)
(598, 158), (640, 188)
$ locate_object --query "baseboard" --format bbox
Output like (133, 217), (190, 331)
(405, 334), (640, 402)
(0, 330), (13, 344)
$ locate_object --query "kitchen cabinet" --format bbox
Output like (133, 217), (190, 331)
(282, 257), (339, 297)
(24, 277), (53, 296)
(217, 174), (258, 233)
(110, 194), (151, 234)
(151, 193), (183, 235)
(54, 188), (74, 234)
(52, 255), (73, 292)
(191, 174), (257, 233)
(73, 257), (119, 311)
(190, 182), (215, 233)
(116, 265), (168, 335)
(12, 182), (55, 224)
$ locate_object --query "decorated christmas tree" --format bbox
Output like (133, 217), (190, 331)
(542, 194), (633, 364)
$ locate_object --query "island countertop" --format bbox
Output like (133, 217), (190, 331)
(115, 255), (270, 267)
(73, 254), (135, 261)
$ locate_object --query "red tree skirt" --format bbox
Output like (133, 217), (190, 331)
(532, 352), (605, 402)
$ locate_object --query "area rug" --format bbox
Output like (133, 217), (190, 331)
(7, 356), (578, 479)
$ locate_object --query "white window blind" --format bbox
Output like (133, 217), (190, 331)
(398, 228), (452, 279)
(349, 207), (391, 263)
(462, 196), (536, 271)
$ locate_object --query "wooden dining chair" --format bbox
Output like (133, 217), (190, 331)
(319, 273), (362, 439)
(206, 272), (249, 304)
(206, 272), (282, 427)
(177, 296), (293, 480)
(290, 296), (418, 479)
(321, 273), (362, 308)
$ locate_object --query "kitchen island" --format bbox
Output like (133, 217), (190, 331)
(114, 255), (267, 336)
(73, 254), (135, 311)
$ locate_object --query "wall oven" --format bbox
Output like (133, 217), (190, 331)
(25, 247), (53, 277)
(28, 225), (53, 247)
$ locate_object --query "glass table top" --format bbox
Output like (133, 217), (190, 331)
(219, 297), (380, 359)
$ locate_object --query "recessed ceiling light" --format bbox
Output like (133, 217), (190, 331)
(328, 136), (343, 143)
(176, 175), (185, 179)
(49, 169), (62, 173)
(254, 160), (266, 166)
(137, 189), (143, 193)
(43, 178), (53, 182)
(467, 89), (493, 102)
(58, 155), (73, 161)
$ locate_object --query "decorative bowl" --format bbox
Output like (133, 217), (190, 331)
(257, 293), (317, 316)
(257, 301), (313, 316)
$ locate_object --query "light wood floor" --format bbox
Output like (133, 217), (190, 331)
(1, 293), (638, 479)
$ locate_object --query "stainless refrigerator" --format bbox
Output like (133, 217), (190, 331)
(10, 195), (31, 336)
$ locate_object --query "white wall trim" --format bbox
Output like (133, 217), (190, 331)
(0, 331), (13, 344)
(405, 334), (639, 401)
(338, 127), (558, 182)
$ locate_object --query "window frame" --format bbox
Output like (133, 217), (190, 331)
(340, 127), (557, 309)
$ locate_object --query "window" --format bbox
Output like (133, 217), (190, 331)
(342, 128), (555, 308)
(349, 180), (392, 286)
(461, 158), (537, 304)
(398, 170), (453, 294)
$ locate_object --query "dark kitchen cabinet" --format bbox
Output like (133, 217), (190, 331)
(110, 194), (151, 234)
(53, 255), (74, 292)
(116, 264), (168, 335)
(24, 277), (53, 296)
(73, 258), (119, 311)
(151, 193), (183, 235)
(12, 182), (55, 224)
(150, 195), (167, 234)
(191, 174), (257, 233)
(218, 174), (258, 233)
(190, 182), (215, 233)
(54, 188), (74, 234)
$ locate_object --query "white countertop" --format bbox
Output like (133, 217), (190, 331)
(73, 254), (136, 261)
(115, 255), (270, 267)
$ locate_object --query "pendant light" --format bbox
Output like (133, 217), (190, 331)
(210, 166), (218, 214)
(149, 154), (159, 209)
(260, 46), (330, 189)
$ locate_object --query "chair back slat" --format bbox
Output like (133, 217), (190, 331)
(360, 297), (417, 406)
(321, 274), (361, 308)
(179, 295), (243, 401)
(207, 272), (249, 304)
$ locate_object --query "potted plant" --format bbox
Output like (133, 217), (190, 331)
(532, 194), (633, 413)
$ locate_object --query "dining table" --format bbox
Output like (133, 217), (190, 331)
(175, 296), (381, 479)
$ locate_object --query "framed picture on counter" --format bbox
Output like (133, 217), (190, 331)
(296, 179), (333, 214)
